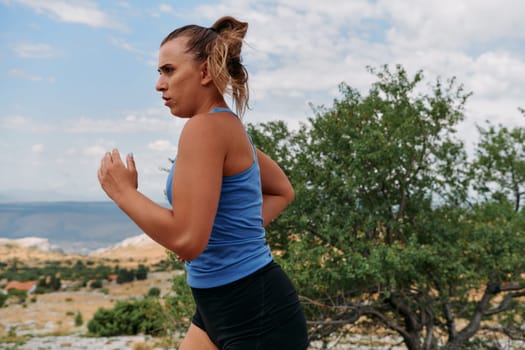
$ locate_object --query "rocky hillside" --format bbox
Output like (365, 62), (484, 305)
(0, 234), (168, 266)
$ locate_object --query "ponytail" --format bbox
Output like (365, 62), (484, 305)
(208, 16), (249, 117)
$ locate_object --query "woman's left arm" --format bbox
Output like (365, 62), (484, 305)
(257, 149), (295, 226)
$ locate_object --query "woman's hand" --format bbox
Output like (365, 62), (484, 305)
(97, 149), (138, 202)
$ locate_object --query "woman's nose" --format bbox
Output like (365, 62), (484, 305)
(156, 76), (167, 91)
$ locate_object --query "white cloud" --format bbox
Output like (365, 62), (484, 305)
(31, 143), (44, 153)
(0, 115), (31, 128)
(110, 37), (144, 54)
(65, 147), (77, 155)
(7, 68), (56, 83)
(65, 114), (182, 134)
(382, 0), (525, 50)
(12, 0), (125, 30)
(149, 3), (175, 17)
(158, 4), (173, 13)
(14, 42), (61, 58)
(84, 144), (110, 157)
(148, 139), (176, 152)
(467, 52), (525, 99)
(8, 69), (45, 81)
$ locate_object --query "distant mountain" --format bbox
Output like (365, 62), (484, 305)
(0, 234), (168, 266)
(0, 202), (159, 254)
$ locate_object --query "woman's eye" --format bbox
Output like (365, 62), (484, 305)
(158, 66), (174, 75)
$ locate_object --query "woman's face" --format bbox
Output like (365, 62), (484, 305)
(156, 37), (204, 117)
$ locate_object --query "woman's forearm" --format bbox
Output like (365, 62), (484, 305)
(112, 189), (191, 257)
(262, 193), (293, 227)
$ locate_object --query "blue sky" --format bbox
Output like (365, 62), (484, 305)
(1, 0), (524, 203)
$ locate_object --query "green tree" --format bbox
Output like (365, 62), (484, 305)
(135, 264), (149, 280)
(147, 287), (161, 298)
(90, 279), (103, 289)
(74, 311), (83, 326)
(473, 120), (525, 211)
(249, 65), (525, 349)
(0, 293), (7, 307)
(48, 274), (61, 291)
(117, 268), (135, 284)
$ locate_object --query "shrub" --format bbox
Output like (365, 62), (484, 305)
(74, 311), (83, 326)
(90, 279), (103, 289)
(87, 298), (168, 337)
(117, 268), (135, 284)
(147, 287), (161, 298)
(164, 273), (194, 333)
(136, 265), (149, 280)
(7, 289), (27, 303)
(0, 293), (7, 307)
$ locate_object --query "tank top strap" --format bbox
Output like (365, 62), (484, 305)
(210, 107), (236, 115)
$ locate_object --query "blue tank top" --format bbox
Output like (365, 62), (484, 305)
(165, 107), (273, 288)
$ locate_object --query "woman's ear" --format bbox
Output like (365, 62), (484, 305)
(199, 61), (213, 86)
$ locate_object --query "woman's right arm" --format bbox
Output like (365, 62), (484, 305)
(256, 149), (295, 227)
(98, 115), (226, 261)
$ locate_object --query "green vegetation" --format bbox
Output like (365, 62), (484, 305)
(6, 289), (27, 304)
(0, 259), (112, 284)
(35, 274), (61, 293)
(147, 287), (161, 297)
(247, 64), (525, 349)
(89, 279), (103, 289)
(0, 327), (28, 347)
(0, 293), (7, 307)
(164, 272), (195, 333)
(0, 260), (153, 290)
(74, 311), (83, 327)
(87, 297), (167, 337)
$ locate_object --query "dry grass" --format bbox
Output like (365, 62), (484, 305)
(131, 341), (154, 350)
(90, 241), (169, 268)
(0, 244), (84, 266)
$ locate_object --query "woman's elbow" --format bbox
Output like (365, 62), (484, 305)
(284, 183), (295, 205)
(170, 231), (208, 262)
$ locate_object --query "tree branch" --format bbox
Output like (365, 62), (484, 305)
(481, 325), (525, 341)
(443, 301), (457, 339)
(448, 282), (499, 345)
(386, 293), (421, 333)
(359, 305), (411, 340)
(484, 289), (525, 316)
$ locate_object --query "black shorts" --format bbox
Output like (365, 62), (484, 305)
(191, 261), (309, 350)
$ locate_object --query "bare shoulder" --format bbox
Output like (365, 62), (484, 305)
(178, 112), (232, 155)
(183, 112), (240, 141)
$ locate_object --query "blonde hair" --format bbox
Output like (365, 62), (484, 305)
(161, 16), (249, 117)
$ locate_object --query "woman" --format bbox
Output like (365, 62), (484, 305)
(98, 16), (309, 350)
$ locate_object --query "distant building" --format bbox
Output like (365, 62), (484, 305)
(3, 281), (37, 294)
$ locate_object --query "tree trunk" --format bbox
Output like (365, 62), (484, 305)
(403, 333), (422, 350)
